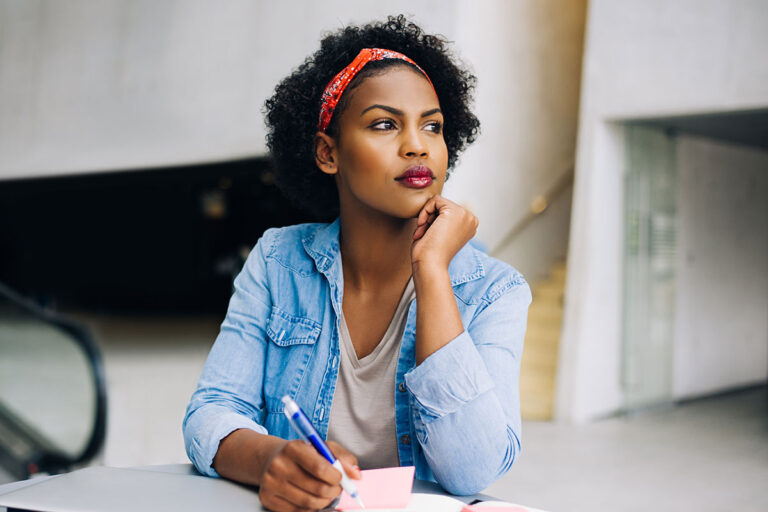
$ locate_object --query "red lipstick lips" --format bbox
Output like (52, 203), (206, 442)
(395, 165), (434, 189)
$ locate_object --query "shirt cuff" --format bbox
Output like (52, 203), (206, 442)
(190, 409), (268, 477)
(404, 330), (494, 422)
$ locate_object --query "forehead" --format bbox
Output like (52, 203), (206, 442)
(344, 67), (440, 113)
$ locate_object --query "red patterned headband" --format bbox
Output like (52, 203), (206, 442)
(317, 48), (435, 132)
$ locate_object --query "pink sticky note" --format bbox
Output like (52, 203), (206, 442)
(336, 466), (415, 510)
(461, 505), (530, 512)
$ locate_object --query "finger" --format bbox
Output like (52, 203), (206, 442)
(417, 198), (437, 225)
(414, 205), (444, 240)
(272, 462), (341, 501)
(285, 441), (342, 486)
(427, 194), (451, 212)
(337, 457), (362, 480)
(426, 195), (453, 220)
(326, 441), (357, 465)
(327, 441), (361, 479)
(275, 479), (338, 511)
(260, 490), (313, 512)
(295, 466), (342, 500)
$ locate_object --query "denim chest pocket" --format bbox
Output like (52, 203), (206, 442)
(266, 307), (322, 346)
(263, 306), (322, 412)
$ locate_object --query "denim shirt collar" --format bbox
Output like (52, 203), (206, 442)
(302, 218), (485, 287)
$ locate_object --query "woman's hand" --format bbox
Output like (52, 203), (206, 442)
(411, 195), (478, 270)
(258, 440), (361, 512)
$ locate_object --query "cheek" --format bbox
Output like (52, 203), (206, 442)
(340, 139), (394, 177)
(349, 141), (384, 169)
(435, 140), (449, 170)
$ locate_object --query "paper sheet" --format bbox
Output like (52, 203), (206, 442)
(336, 466), (415, 510)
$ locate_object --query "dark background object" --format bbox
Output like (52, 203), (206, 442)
(0, 158), (312, 314)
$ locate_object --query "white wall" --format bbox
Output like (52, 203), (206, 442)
(560, 0), (768, 422)
(674, 136), (768, 398)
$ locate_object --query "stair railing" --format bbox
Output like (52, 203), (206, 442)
(490, 164), (575, 257)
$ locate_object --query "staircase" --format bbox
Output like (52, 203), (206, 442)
(520, 262), (566, 421)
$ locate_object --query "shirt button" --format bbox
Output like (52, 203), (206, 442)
(398, 382), (406, 392)
(400, 435), (410, 445)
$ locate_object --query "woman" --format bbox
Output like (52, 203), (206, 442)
(183, 15), (531, 512)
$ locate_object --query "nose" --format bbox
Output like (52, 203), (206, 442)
(399, 125), (428, 159)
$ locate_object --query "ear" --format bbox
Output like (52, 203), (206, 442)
(314, 132), (338, 175)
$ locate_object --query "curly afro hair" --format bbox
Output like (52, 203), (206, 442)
(264, 15), (480, 220)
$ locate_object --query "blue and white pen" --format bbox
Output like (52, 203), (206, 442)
(281, 395), (365, 509)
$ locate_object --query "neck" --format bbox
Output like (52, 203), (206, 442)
(338, 206), (415, 291)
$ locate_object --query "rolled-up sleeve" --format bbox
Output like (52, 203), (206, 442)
(182, 233), (274, 477)
(404, 277), (531, 495)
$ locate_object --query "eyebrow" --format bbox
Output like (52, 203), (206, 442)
(360, 104), (442, 118)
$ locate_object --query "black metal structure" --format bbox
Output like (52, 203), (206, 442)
(0, 280), (107, 480)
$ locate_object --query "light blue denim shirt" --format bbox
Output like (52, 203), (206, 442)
(183, 219), (531, 495)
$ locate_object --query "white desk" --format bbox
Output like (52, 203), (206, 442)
(0, 463), (500, 512)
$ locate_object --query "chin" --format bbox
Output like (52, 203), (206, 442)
(367, 187), (442, 219)
(394, 199), (431, 219)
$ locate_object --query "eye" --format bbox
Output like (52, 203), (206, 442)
(370, 119), (396, 131)
(424, 121), (443, 134)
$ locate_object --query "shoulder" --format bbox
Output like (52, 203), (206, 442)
(257, 222), (325, 255)
(451, 243), (531, 307)
(252, 222), (327, 276)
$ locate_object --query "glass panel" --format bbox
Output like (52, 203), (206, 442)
(0, 301), (96, 459)
(622, 125), (676, 409)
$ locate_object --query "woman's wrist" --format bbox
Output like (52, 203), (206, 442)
(213, 429), (287, 486)
(412, 258), (450, 282)
(412, 264), (452, 300)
